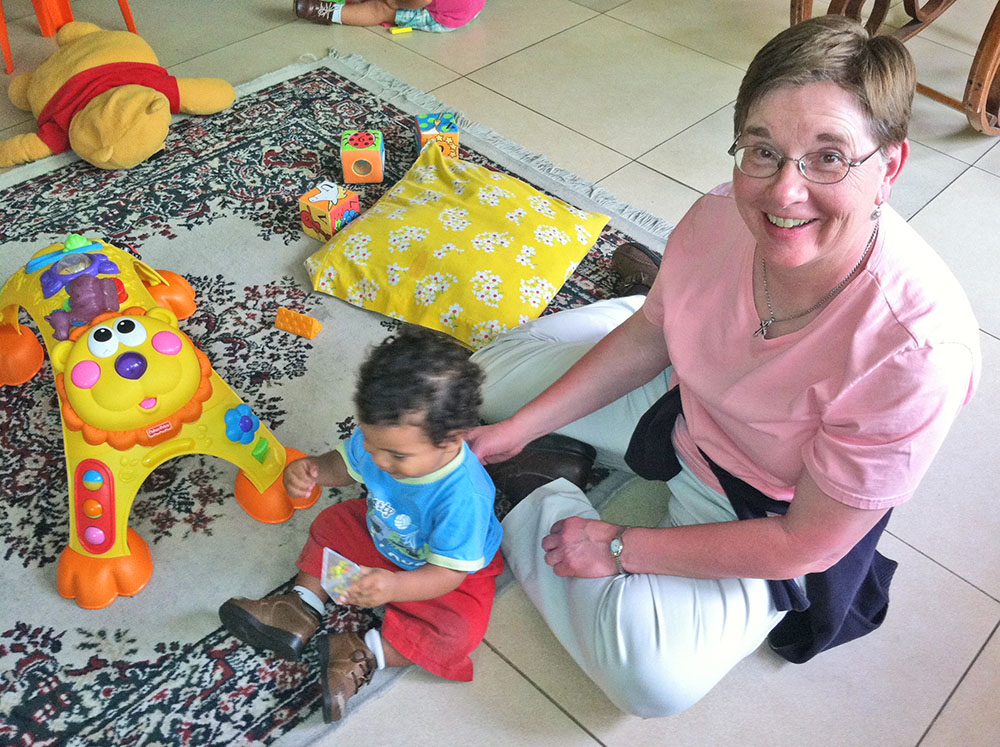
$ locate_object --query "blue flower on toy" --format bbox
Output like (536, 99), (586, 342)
(342, 209), (359, 225)
(225, 404), (260, 444)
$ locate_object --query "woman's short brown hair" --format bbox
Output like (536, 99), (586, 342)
(734, 15), (916, 148)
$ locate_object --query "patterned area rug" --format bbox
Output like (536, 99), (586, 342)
(0, 53), (672, 745)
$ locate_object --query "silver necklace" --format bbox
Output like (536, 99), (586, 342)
(754, 222), (879, 338)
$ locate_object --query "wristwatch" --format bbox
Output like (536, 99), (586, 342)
(609, 525), (628, 575)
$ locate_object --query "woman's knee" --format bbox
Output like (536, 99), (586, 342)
(594, 658), (719, 718)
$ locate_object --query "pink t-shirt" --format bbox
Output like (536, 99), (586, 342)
(427, 0), (484, 27)
(642, 187), (980, 510)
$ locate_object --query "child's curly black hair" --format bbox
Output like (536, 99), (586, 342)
(354, 325), (484, 446)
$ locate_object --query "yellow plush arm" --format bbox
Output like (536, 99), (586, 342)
(176, 78), (236, 115)
(0, 133), (56, 168)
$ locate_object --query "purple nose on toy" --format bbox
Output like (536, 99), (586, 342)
(115, 351), (147, 380)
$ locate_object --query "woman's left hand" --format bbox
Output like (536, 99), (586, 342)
(338, 566), (396, 607)
(541, 516), (622, 577)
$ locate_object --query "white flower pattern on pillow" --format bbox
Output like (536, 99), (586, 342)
(440, 303), (463, 330)
(477, 185), (515, 207)
(415, 272), (457, 305)
(433, 242), (464, 259)
(520, 276), (557, 308)
(471, 231), (512, 253)
(439, 207), (471, 232)
(343, 234), (373, 265)
(388, 226), (428, 252)
(515, 245), (536, 268)
(469, 320), (508, 348)
(534, 225), (570, 247)
(386, 263), (409, 285)
(471, 270), (503, 307)
(347, 278), (379, 306)
(529, 195), (557, 218)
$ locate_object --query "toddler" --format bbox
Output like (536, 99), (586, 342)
(219, 324), (503, 722)
(294, 0), (484, 33)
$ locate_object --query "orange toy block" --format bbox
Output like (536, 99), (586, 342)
(299, 181), (360, 242)
(341, 130), (384, 184)
(414, 112), (459, 158)
(275, 307), (323, 339)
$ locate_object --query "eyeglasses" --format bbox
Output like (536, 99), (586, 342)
(728, 139), (881, 184)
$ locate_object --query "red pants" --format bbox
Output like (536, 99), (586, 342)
(297, 498), (504, 681)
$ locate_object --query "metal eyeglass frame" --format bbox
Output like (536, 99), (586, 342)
(727, 138), (882, 184)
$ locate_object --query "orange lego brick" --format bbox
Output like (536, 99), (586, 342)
(275, 307), (323, 339)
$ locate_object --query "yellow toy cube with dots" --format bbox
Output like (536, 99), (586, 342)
(299, 181), (360, 242)
(414, 112), (459, 158)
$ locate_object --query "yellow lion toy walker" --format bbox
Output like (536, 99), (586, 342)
(0, 234), (318, 609)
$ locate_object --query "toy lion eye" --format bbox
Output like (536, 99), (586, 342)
(114, 318), (147, 347)
(88, 325), (119, 358)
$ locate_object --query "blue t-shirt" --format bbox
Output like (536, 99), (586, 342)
(336, 429), (502, 572)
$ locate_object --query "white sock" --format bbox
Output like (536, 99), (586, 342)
(293, 585), (325, 616)
(326, 3), (344, 23)
(364, 627), (387, 670)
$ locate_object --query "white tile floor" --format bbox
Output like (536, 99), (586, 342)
(2, 1), (998, 744)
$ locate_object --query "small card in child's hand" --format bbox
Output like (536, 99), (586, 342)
(320, 547), (363, 597)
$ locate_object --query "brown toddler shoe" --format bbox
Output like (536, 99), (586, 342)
(294, 0), (344, 24)
(318, 631), (378, 722)
(218, 592), (321, 660)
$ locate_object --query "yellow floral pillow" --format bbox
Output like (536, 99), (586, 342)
(304, 143), (609, 349)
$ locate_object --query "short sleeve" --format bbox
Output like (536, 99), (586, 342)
(804, 342), (978, 509)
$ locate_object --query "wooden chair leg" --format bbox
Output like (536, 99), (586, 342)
(964, 1), (1000, 134)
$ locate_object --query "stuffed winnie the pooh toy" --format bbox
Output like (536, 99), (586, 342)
(0, 22), (236, 170)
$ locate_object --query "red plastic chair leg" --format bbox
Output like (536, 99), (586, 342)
(31, 0), (73, 37)
(117, 0), (136, 33)
(0, 3), (14, 75)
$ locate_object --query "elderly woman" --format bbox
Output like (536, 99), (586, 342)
(467, 15), (981, 718)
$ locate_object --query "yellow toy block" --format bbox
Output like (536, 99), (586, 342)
(275, 307), (323, 339)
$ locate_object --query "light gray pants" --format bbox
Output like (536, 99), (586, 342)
(471, 299), (788, 717)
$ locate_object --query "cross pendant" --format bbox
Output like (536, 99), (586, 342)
(753, 318), (772, 338)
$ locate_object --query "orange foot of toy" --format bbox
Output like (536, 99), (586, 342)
(57, 528), (153, 609)
(0, 325), (45, 386)
(234, 447), (320, 524)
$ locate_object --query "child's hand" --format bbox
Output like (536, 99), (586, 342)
(338, 567), (397, 608)
(283, 457), (319, 498)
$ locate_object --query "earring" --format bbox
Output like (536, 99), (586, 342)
(871, 203), (882, 220)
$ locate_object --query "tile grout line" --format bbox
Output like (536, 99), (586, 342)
(915, 618), (1000, 745)
(885, 530), (1000, 604)
(480, 638), (610, 746)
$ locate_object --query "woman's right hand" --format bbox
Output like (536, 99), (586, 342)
(283, 456), (320, 498)
(466, 420), (535, 465)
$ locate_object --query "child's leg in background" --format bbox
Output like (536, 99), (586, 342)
(393, 7), (461, 32)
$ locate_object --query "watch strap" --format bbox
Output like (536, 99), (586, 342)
(611, 525), (628, 575)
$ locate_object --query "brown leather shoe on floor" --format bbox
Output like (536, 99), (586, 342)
(611, 241), (662, 296)
(294, 0), (343, 24)
(486, 433), (597, 510)
(218, 592), (321, 660)
(318, 631), (377, 723)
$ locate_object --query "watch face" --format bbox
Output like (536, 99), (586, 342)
(610, 537), (623, 556)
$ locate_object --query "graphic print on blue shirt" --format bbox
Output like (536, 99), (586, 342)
(337, 429), (503, 572)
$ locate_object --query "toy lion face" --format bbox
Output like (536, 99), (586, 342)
(51, 307), (213, 448)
